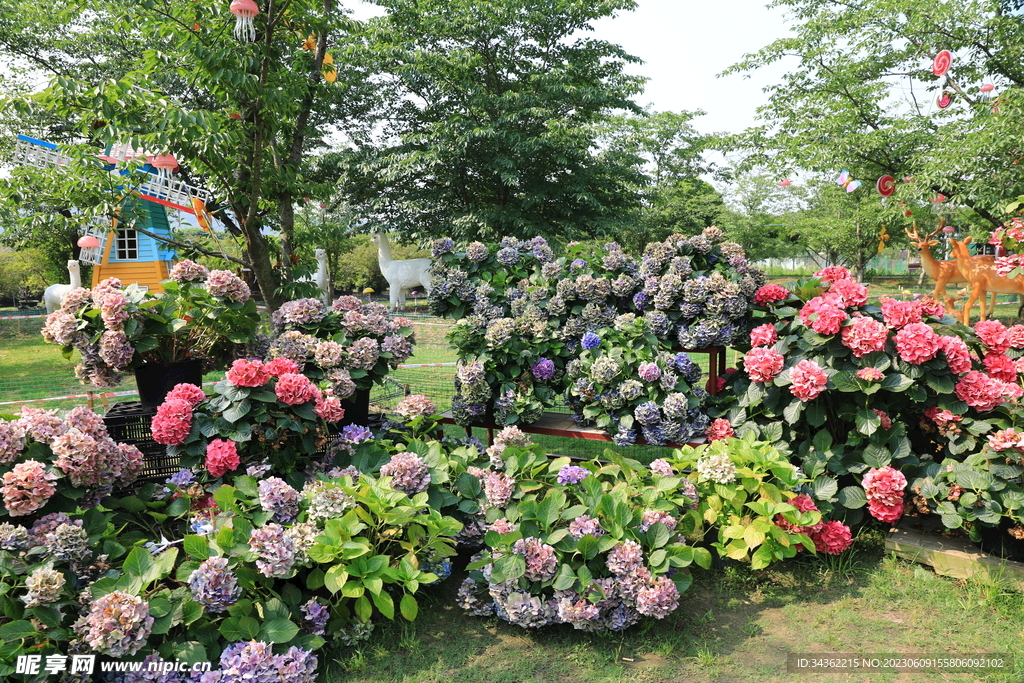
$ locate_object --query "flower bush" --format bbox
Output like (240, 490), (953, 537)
(455, 439), (710, 631)
(721, 267), (1024, 541)
(41, 265), (259, 387)
(159, 368), (351, 479)
(564, 316), (710, 447)
(429, 229), (763, 427)
(264, 296), (416, 395)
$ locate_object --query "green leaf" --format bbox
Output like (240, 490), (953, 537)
(219, 616), (260, 641)
(184, 535), (210, 560)
(924, 374), (954, 394)
(324, 566), (349, 594)
(837, 486), (867, 509)
(372, 591), (395, 620)
(783, 399), (804, 424)
(810, 476), (838, 502)
(855, 407), (880, 436)
(123, 546), (154, 580)
(400, 593), (419, 622)
(354, 595), (372, 623)
(260, 619), (299, 644)
(880, 373), (913, 392)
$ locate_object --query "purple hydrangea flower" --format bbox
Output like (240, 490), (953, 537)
(74, 591), (153, 656)
(249, 524), (297, 577)
(636, 576), (680, 619)
(188, 557), (242, 613)
(301, 598), (329, 635)
(570, 259), (587, 271)
(634, 402), (661, 426)
(606, 540), (644, 576)
(531, 358), (555, 381)
(379, 452), (431, 495)
(512, 537), (557, 582)
(568, 514), (604, 539)
(432, 237), (455, 257)
(258, 477), (300, 523)
(556, 465), (589, 485)
(340, 424), (373, 444)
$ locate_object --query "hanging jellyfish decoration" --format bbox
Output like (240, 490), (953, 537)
(230, 0), (259, 43)
(149, 154), (179, 184)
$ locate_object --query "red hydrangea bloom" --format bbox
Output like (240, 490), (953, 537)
(790, 359), (828, 402)
(151, 398), (193, 445)
(274, 373), (319, 405)
(811, 521), (853, 554)
(749, 324), (778, 347)
(840, 316), (888, 357)
(264, 358), (299, 377)
(879, 298), (922, 329)
(939, 335), (973, 374)
(856, 367), (884, 381)
(983, 353), (1017, 382)
(226, 359), (270, 387)
(814, 266), (850, 283)
(862, 466), (907, 524)
(743, 347), (785, 383)
(974, 319), (1010, 353)
(872, 409), (892, 430)
(1006, 324), (1024, 349)
(893, 322), (941, 364)
(313, 395), (346, 423)
(774, 493), (823, 536)
(706, 418), (735, 442)
(166, 383), (206, 408)
(954, 371), (1008, 411)
(828, 279), (868, 308)
(753, 284), (790, 306)
(919, 297), (945, 318)
(205, 439), (240, 477)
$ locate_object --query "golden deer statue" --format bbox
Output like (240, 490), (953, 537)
(906, 219), (994, 314)
(949, 237), (1024, 324)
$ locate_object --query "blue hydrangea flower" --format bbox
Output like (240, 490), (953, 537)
(556, 465), (590, 485)
(581, 332), (601, 351)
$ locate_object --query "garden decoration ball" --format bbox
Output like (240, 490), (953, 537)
(230, 0), (259, 42)
(932, 49), (952, 77)
(876, 175), (895, 197)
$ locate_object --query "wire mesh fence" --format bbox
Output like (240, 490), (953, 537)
(0, 310), (739, 461)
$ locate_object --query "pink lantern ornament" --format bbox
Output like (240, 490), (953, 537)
(980, 83), (995, 93)
(77, 235), (100, 248)
(230, 0), (259, 42)
(941, 224), (955, 234)
(778, 179), (792, 187)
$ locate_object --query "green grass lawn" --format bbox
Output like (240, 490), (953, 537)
(322, 532), (1024, 683)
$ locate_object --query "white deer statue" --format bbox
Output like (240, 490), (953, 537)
(371, 233), (432, 311)
(43, 260), (82, 313)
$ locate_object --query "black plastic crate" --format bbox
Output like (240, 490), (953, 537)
(104, 402), (181, 486)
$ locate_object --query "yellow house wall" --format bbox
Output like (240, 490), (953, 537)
(91, 261), (171, 293)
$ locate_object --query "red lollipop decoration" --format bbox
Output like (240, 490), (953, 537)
(935, 91), (953, 109)
(876, 175), (895, 197)
(932, 50), (952, 77)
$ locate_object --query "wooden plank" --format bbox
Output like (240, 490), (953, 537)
(885, 516), (1024, 588)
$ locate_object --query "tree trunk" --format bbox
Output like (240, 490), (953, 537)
(280, 195), (295, 265)
(242, 220), (283, 310)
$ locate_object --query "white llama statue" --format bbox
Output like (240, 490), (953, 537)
(43, 260), (82, 313)
(371, 233), (432, 311)
(297, 249), (330, 303)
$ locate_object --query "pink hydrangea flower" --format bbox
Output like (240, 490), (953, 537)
(648, 459), (673, 477)
(872, 409), (892, 430)
(894, 322), (941, 364)
(841, 316), (888, 357)
(749, 324), (778, 347)
(275, 373), (318, 405)
(828, 279), (868, 308)
(636, 576), (680, 619)
(639, 510), (678, 532)
(512, 537), (557, 582)
(0, 420), (26, 464)
(264, 357), (299, 377)
(940, 335), (973, 374)
(975, 319), (1010, 353)
(151, 398), (193, 445)
(706, 418), (735, 442)
(606, 540), (644, 575)
(924, 406), (961, 426)
(879, 298), (922, 329)
(744, 347), (785, 383)
(166, 383), (206, 407)
(862, 466), (906, 524)
(856, 367), (883, 381)
(790, 359), (828, 402)
(811, 520), (853, 554)
(314, 395), (346, 422)
(1006, 325), (1024, 349)
(919, 297), (945, 318)
(380, 452), (431, 495)
(774, 493), (822, 536)
(982, 353), (1017, 382)
(206, 270), (250, 302)
(169, 259), (209, 282)
(2, 461), (58, 516)
(206, 439), (240, 478)
(988, 428), (1024, 452)
(814, 266), (850, 283)
(810, 304), (847, 335)
(954, 371), (1008, 411)
(753, 284), (789, 306)
(394, 394), (436, 420)
(227, 359), (270, 387)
